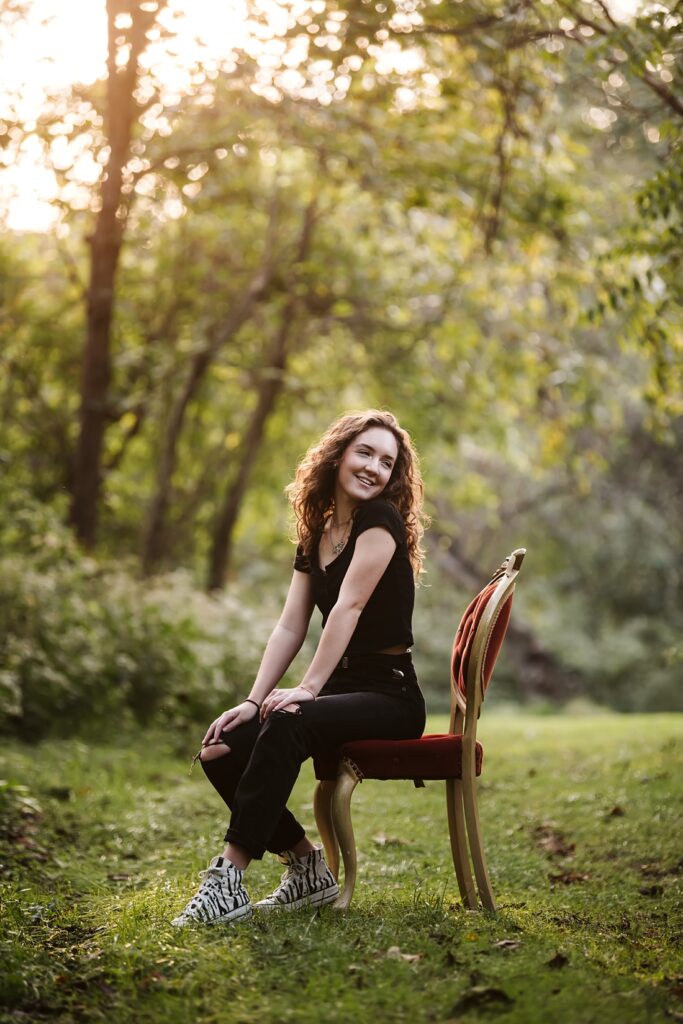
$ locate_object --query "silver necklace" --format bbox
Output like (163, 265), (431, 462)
(330, 517), (352, 555)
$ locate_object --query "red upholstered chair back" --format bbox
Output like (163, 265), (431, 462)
(449, 550), (524, 729)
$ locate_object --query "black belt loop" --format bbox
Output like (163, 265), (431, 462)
(341, 656), (349, 669)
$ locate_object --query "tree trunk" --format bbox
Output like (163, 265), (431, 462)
(141, 246), (276, 574)
(69, 1), (160, 545)
(205, 321), (292, 591)
(206, 198), (318, 590)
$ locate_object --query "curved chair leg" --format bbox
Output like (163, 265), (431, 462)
(330, 761), (360, 910)
(462, 757), (496, 912)
(313, 780), (339, 880)
(446, 778), (478, 910)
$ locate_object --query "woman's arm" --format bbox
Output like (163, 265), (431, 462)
(202, 569), (315, 744)
(248, 570), (316, 705)
(261, 527), (396, 716)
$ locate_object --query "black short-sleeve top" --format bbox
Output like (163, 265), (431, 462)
(293, 498), (414, 655)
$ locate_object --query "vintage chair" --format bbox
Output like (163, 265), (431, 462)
(312, 547), (526, 912)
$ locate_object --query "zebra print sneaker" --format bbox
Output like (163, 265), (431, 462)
(254, 846), (339, 912)
(171, 856), (252, 926)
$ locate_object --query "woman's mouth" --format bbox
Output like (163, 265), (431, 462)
(356, 475), (375, 488)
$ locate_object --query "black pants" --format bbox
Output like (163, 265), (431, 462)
(201, 652), (426, 859)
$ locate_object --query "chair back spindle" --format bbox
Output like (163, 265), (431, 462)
(449, 548), (525, 736)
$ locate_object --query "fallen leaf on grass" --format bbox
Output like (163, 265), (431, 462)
(548, 870), (591, 885)
(386, 946), (422, 963)
(140, 972), (165, 989)
(639, 860), (683, 878)
(451, 986), (514, 1013)
(107, 873), (131, 882)
(493, 939), (521, 950)
(639, 883), (664, 897)
(607, 805), (626, 817)
(372, 833), (406, 847)
(531, 823), (575, 859)
(639, 861), (666, 877)
(547, 952), (569, 969)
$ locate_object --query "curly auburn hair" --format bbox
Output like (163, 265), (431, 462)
(286, 410), (428, 577)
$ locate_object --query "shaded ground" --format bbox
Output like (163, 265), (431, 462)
(1, 714), (682, 1023)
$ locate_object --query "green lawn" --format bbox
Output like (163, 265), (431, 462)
(1, 714), (682, 1023)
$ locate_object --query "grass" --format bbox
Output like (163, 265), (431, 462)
(1, 713), (682, 1024)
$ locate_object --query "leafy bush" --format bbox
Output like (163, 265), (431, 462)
(0, 499), (270, 740)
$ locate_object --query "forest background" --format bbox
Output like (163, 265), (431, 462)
(0, 0), (681, 743)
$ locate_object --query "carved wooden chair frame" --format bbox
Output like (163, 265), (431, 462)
(312, 547), (526, 912)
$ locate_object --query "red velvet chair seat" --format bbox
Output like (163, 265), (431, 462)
(313, 734), (483, 783)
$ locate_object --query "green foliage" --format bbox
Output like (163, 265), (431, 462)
(0, 495), (268, 739)
(0, 714), (681, 1022)
(0, 0), (681, 710)
(599, 144), (683, 429)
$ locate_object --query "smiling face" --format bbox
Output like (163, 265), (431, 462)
(334, 426), (400, 510)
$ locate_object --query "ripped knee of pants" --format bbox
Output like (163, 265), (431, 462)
(199, 741), (231, 762)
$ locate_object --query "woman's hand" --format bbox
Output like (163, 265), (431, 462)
(260, 686), (315, 721)
(202, 700), (259, 747)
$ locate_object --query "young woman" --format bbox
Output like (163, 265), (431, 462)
(172, 409), (428, 925)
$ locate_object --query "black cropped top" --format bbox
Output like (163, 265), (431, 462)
(293, 498), (415, 655)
